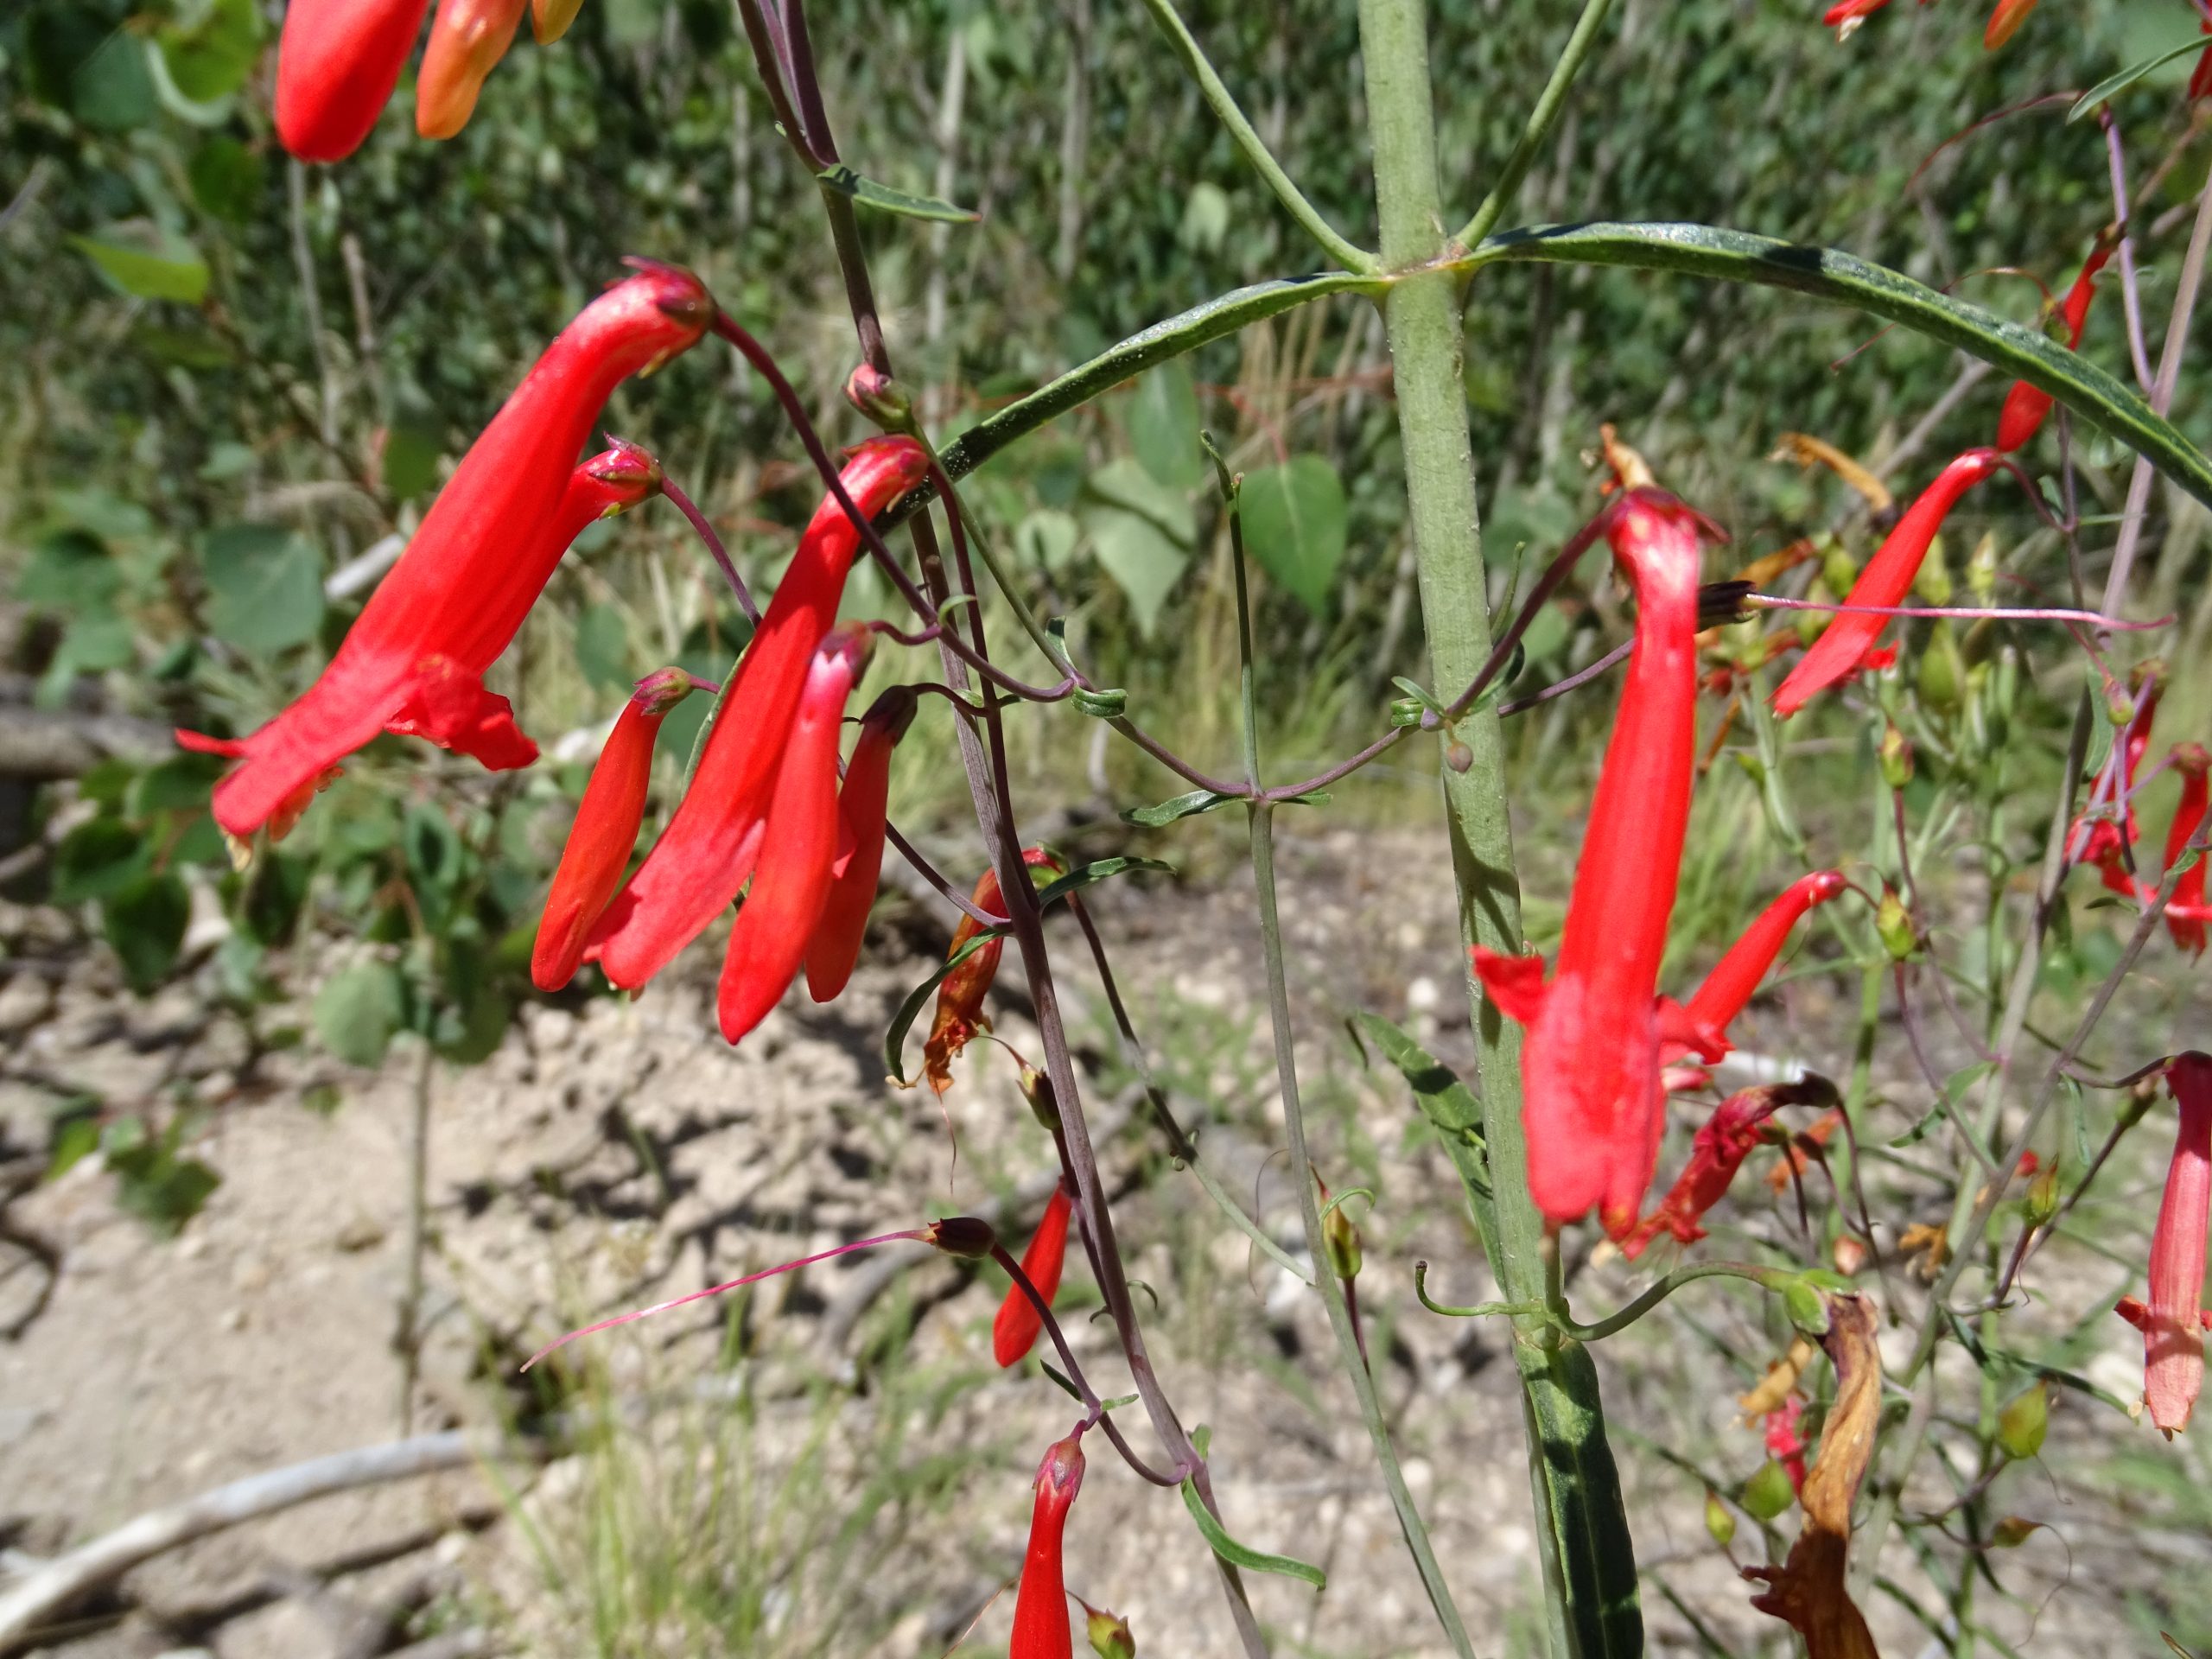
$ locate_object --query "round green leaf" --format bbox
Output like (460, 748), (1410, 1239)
(102, 872), (191, 995)
(1238, 455), (1346, 614)
(202, 524), (325, 652)
(187, 137), (267, 225)
(1132, 361), (1205, 490)
(315, 962), (409, 1068)
(1083, 505), (1187, 639)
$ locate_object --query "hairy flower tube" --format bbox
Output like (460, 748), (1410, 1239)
(1617, 1082), (1832, 1259)
(530, 668), (704, 992)
(1996, 240), (2113, 452)
(925, 849), (1065, 1095)
(194, 301), (704, 842)
(1011, 1429), (1087, 1659)
(1472, 489), (1726, 1235)
(416, 0), (527, 138)
(274, 0), (431, 162)
(1770, 448), (2003, 718)
(803, 685), (918, 1001)
(2165, 743), (2209, 956)
(589, 437), (930, 990)
(995, 1180), (1075, 1367)
(1664, 871), (1849, 1066)
(716, 627), (873, 1046)
(2114, 1052), (2212, 1435)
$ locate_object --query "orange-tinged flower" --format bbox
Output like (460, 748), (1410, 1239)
(416, 0), (528, 138)
(275, 0), (431, 162)
(589, 438), (930, 990)
(530, 668), (703, 992)
(2114, 1052), (2211, 1435)
(194, 305), (702, 842)
(716, 627), (873, 1045)
(1771, 450), (2003, 718)
(1472, 489), (1726, 1236)
(803, 685), (918, 1001)
(924, 849), (1065, 1095)
(2166, 744), (2209, 956)
(1982, 0), (2037, 48)
(1997, 240), (2113, 451)
(1011, 1429), (1086, 1659)
(995, 1180), (1074, 1367)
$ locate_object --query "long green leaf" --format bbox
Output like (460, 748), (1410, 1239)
(2068, 39), (2206, 122)
(1463, 221), (2212, 512)
(1352, 1012), (1491, 1204)
(817, 164), (981, 223)
(1179, 1427), (1327, 1589)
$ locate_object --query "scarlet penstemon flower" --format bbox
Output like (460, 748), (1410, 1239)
(1472, 488), (1727, 1236)
(1981, 0), (2036, 48)
(925, 849), (1066, 1095)
(1663, 871), (1849, 1070)
(275, 0), (431, 162)
(190, 377), (700, 842)
(716, 626), (873, 1046)
(530, 667), (705, 992)
(995, 1179), (1075, 1367)
(416, 0), (528, 138)
(2165, 743), (2209, 956)
(589, 438), (931, 989)
(2115, 1052), (2212, 1436)
(1011, 1427), (1088, 1659)
(1770, 448), (2004, 718)
(1766, 1395), (1808, 1496)
(2067, 658), (2165, 893)
(1997, 237), (2114, 453)
(803, 685), (918, 1001)
(1617, 1079), (1836, 1260)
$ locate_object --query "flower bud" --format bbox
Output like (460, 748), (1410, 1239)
(844, 364), (915, 432)
(1821, 541), (1859, 596)
(1084, 1603), (1135, 1659)
(1321, 1193), (1363, 1282)
(2107, 687), (2137, 732)
(1913, 533), (1954, 605)
(1878, 721), (1913, 789)
(1741, 1459), (1796, 1520)
(1990, 1516), (2042, 1548)
(1783, 1278), (1831, 1338)
(1995, 1381), (2048, 1460)
(1445, 739), (1473, 774)
(926, 1216), (996, 1260)
(1875, 887), (1916, 963)
(1703, 1490), (1737, 1548)
(1020, 1065), (1061, 1130)
(2021, 1160), (2061, 1229)
(1830, 1234), (1870, 1276)
(1967, 531), (1999, 604)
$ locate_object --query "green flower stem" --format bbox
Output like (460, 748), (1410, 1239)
(1412, 1259), (1794, 1344)
(1452, 0), (1620, 251)
(1133, 0), (1378, 274)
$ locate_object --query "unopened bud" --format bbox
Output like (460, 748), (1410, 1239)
(1322, 1197), (1363, 1281)
(1967, 531), (1999, 604)
(1990, 1516), (2042, 1548)
(1741, 1459), (1796, 1520)
(1830, 1234), (1869, 1276)
(1821, 542), (1859, 596)
(1020, 1065), (1060, 1130)
(1876, 887), (1916, 963)
(1995, 1381), (2048, 1460)
(926, 1216), (996, 1260)
(1913, 533), (1954, 605)
(2022, 1160), (2061, 1228)
(1084, 1603), (1135, 1659)
(2107, 688), (2137, 731)
(1783, 1278), (1831, 1338)
(843, 364), (914, 431)
(1878, 721), (1914, 790)
(1445, 740), (1473, 774)
(1704, 1490), (1737, 1548)
(1918, 628), (1961, 711)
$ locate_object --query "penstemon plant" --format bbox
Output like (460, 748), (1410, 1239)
(68, 0), (2212, 1652)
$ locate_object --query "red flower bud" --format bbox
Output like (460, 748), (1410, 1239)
(2166, 743), (2209, 957)
(2115, 1052), (2212, 1434)
(588, 437), (930, 990)
(200, 296), (701, 842)
(1011, 1430), (1087, 1659)
(1771, 450), (2002, 718)
(803, 685), (918, 1001)
(1996, 241), (2113, 451)
(1472, 488), (1721, 1236)
(416, 0), (528, 139)
(994, 1179), (1074, 1367)
(275, 0), (431, 162)
(530, 668), (702, 992)
(716, 627), (873, 1045)
(924, 849), (1065, 1095)
(1982, 0), (2036, 48)
(1663, 871), (1848, 1065)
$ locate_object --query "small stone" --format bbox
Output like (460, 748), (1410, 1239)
(334, 1215), (386, 1253)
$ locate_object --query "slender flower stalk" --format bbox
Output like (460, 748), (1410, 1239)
(1997, 238), (2114, 452)
(804, 685), (918, 1000)
(1472, 489), (1726, 1235)
(1618, 1081), (1834, 1259)
(1011, 1429), (1088, 1659)
(274, 0), (431, 162)
(2164, 744), (2209, 955)
(925, 849), (1064, 1094)
(995, 1180), (1075, 1367)
(2115, 1052), (2212, 1435)
(717, 627), (873, 1045)
(1771, 449), (2003, 717)
(1665, 871), (1849, 1065)
(192, 276), (709, 842)
(588, 438), (929, 988)
(416, 0), (528, 138)
(530, 668), (705, 991)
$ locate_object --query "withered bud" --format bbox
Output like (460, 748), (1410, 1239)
(1830, 1234), (1870, 1277)
(844, 364), (915, 432)
(926, 1216), (997, 1260)
(1020, 1065), (1060, 1130)
(1878, 721), (1914, 790)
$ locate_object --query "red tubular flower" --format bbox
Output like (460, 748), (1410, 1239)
(1011, 1429), (1087, 1659)
(1821, 0), (1891, 34)
(274, 0), (431, 162)
(803, 685), (918, 1001)
(715, 627), (873, 1046)
(416, 0), (528, 138)
(1765, 1107), (1843, 1192)
(530, 668), (702, 992)
(2067, 660), (2164, 887)
(1666, 870), (1849, 1065)
(2194, 20), (2212, 101)
(588, 438), (930, 990)
(1472, 490), (1726, 1236)
(2114, 1053), (2211, 1435)
(2166, 744), (2209, 956)
(1618, 1087), (1790, 1260)
(994, 1180), (1075, 1368)
(1982, 0), (2036, 47)
(1771, 449), (2003, 718)
(1766, 1396), (1809, 1495)
(924, 849), (1065, 1095)
(195, 331), (698, 844)
(1996, 242), (2113, 452)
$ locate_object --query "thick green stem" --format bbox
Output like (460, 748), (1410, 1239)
(1357, 1), (1640, 1652)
